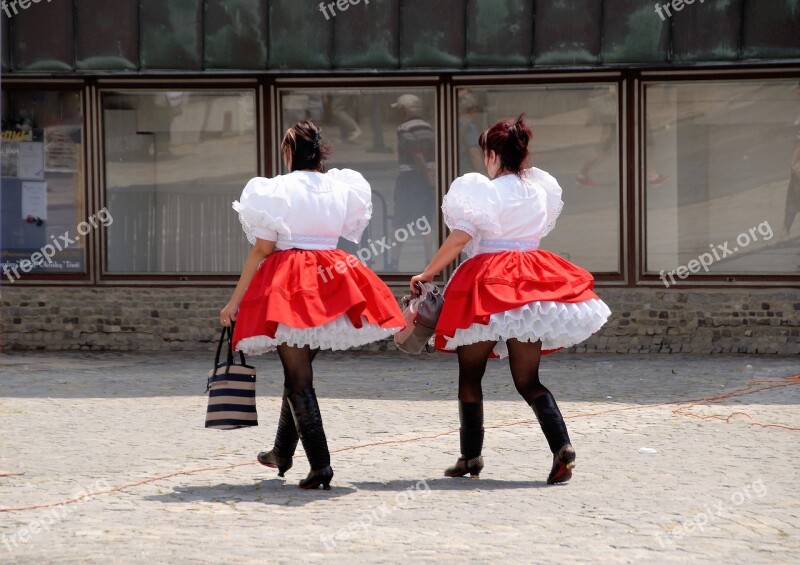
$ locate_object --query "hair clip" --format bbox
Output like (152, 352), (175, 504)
(312, 134), (321, 149)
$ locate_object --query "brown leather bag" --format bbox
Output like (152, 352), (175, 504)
(394, 282), (444, 355)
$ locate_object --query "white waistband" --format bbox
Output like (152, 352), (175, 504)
(276, 234), (338, 250)
(476, 239), (540, 253)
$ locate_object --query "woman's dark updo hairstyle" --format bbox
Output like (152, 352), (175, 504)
(478, 114), (532, 176)
(281, 120), (330, 172)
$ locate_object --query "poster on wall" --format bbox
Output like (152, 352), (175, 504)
(44, 125), (81, 172)
(18, 142), (45, 180)
(21, 182), (48, 221)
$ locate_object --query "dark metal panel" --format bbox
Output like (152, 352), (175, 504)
(11, 0), (74, 71)
(334, 0), (399, 68)
(602, 0), (669, 63)
(400, 0), (465, 67)
(534, 0), (602, 66)
(1, 8), (9, 72)
(205, 0), (268, 69)
(466, 0), (532, 67)
(269, 0), (332, 70)
(743, 0), (800, 59)
(76, 0), (138, 70)
(140, 0), (203, 70)
(672, 0), (742, 61)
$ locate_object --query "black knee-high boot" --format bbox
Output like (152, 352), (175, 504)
(257, 387), (298, 476)
(445, 401), (485, 478)
(530, 392), (576, 484)
(288, 387), (334, 490)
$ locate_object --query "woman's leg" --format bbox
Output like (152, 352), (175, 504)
(506, 338), (576, 484)
(257, 348), (320, 474)
(277, 344), (333, 489)
(445, 341), (496, 478)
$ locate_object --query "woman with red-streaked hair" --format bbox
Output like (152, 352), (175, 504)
(411, 115), (610, 484)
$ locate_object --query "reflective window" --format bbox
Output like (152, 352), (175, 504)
(1, 89), (85, 278)
(140, 0), (203, 69)
(279, 87), (439, 273)
(10, 0), (74, 71)
(644, 81), (800, 276)
(102, 91), (257, 273)
(456, 85), (621, 272)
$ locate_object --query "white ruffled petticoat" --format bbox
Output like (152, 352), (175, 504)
(442, 299), (611, 358)
(236, 314), (403, 356)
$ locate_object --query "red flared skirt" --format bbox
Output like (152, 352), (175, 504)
(233, 249), (405, 353)
(434, 250), (609, 356)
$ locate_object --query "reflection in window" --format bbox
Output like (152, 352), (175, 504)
(645, 81), (800, 275)
(456, 85), (621, 273)
(1, 89), (85, 277)
(102, 90), (256, 273)
(279, 88), (438, 273)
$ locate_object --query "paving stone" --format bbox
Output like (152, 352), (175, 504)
(0, 352), (798, 564)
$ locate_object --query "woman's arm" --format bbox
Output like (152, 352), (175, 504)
(409, 229), (472, 290)
(220, 238), (276, 326)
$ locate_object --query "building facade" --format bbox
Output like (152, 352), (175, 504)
(1, 0), (799, 353)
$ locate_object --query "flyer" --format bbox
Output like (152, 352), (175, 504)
(21, 181), (48, 221)
(18, 141), (45, 180)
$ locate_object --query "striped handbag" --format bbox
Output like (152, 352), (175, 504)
(205, 324), (258, 430)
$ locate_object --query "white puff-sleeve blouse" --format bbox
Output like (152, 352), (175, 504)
(442, 167), (564, 258)
(232, 169), (373, 250)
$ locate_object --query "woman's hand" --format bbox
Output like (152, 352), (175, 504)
(220, 238), (276, 328)
(220, 301), (239, 327)
(408, 230), (472, 293)
(410, 272), (433, 293)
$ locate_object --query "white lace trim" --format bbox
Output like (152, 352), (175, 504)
(442, 298), (611, 358)
(540, 199), (564, 238)
(442, 190), (502, 234)
(236, 314), (403, 356)
(233, 200), (291, 245)
(342, 200), (373, 243)
(526, 168), (565, 239)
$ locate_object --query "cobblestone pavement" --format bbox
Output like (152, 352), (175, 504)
(1, 352), (799, 564)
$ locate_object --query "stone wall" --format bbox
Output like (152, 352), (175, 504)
(1, 286), (798, 355)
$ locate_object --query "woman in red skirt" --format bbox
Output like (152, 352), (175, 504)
(221, 121), (405, 490)
(411, 115), (610, 484)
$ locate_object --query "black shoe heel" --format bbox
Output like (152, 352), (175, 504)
(299, 466), (334, 490)
(257, 450), (293, 477)
(547, 444), (576, 484)
(444, 456), (484, 478)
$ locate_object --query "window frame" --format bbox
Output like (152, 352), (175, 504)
(1, 79), (92, 285)
(95, 78), (263, 284)
(271, 75), (449, 285)
(451, 72), (630, 285)
(637, 68), (800, 288)
(4, 69), (796, 289)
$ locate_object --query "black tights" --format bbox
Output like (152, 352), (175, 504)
(456, 339), (549, 404)
(277, 344), (320, 393)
